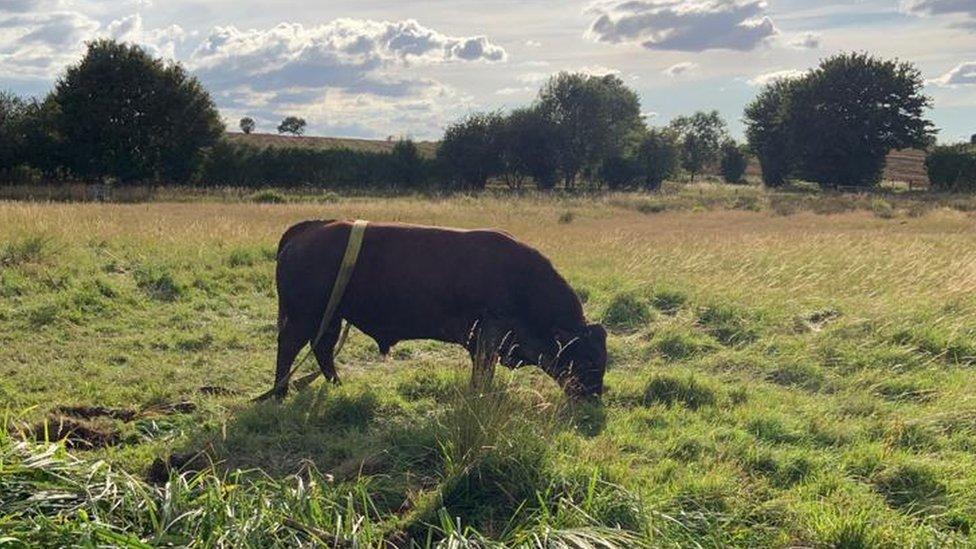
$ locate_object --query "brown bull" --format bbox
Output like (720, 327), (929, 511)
(266, 219), (607, 399)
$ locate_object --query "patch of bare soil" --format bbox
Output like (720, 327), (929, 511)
(146, 450), (214, 484)
(54, 405), (138, 422)
(198, 385), (241, 396)
(28, 416), (119, 449)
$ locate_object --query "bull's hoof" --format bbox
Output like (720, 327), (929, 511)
(252, 386), (287, 402)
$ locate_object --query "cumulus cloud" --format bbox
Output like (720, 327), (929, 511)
(104, 14), (185, 59)
(663, 61), (697, 77)
(902, 0), (976, 24)
(0, 10), (98, 78)
(746, 68), (805, 86)
(186, 19), (504, 137)
(586, 0), (778, 52)
(928, 61), (976, 86)
(788, 32), (820, 49)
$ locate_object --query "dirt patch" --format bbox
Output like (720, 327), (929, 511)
(54, 405), (137, 422)
(198, 385), (241, 396)
(143, 401), (197, 415)
(146, 450), (214, 484)
(29, 416), (119, 450)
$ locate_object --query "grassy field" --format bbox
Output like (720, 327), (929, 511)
(2, 189), (976, 546)
(227, 132), (440, 158)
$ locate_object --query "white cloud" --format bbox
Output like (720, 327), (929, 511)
(496, 86), (533, 95)
(0, 10), (98, 78)
(902, 0), (976, 26)
(663, 61), (697, 77)
(585, 0), (778, 52)
(788, 32), (820, 49)
(746, 68), (805, 86)
(525, 39), (542, 47)
(187, 19), (504, 138)
(104, 14), (185, 59)
(929, 61), (976, 86)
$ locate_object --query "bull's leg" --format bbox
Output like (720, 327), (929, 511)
(312, 318), (343, 385)
(254, 313), (309, 401)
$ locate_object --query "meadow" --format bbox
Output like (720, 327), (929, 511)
(2, 186), (976, 546)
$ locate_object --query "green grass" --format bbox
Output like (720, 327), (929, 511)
(1, 192), (976, 546)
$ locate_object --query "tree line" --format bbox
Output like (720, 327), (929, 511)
(0, 39), (971, 192)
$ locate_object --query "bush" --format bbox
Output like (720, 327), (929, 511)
(249, 190), (287, 203)
(202, 140), (432, 189)
(598, 156), (638, 190)
(926, 144), (976, 192)
(635, 129), (679, 190)
(719, 142), (747, 184)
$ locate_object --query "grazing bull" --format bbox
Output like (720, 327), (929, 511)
(267, 219), (607, 399)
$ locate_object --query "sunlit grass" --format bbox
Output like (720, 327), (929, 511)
(1, 191), (975, 545)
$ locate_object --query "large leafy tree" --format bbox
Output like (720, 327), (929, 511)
(788, 52), (934, 187)
(635, 128), (679, 190)
(537, 72), (643, 188)
(53, 40), (223, 184)
(668, 110), (728, 181)
(0, 92), (60, 174)
(744, 78), (797, 187)
(498, 106), (560, 190)
(437, 111), (504, 190)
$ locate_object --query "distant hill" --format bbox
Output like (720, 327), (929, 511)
(227, 132), (438, 158)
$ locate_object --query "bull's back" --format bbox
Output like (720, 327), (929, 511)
(276, 221), (532, 343)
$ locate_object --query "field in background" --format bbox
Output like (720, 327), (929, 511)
(2, 193), (975, 545)
(227, 132), (439, 158)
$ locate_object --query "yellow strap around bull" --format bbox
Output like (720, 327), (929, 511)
(309, 219), (368, 352)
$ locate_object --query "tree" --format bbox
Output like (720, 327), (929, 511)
(240, 117), (256, 134)
(0, 92), (27, 171)
(278, 116), (307, 136)
(598, 156), (638, 190)
(744, 78), (797, 187)
(436, 112), (503, 190)
(390, 138), (426, 188)
(52, 40), (223, 183)
(970, 134), (976, 145)
(788, 52), (934, 188)
(635, 128), (679, 191)
(720, 141), (748, 184)
(668, 110), (728, 181)
(498, 107), (560, 190)
(537, 72), (644, 188)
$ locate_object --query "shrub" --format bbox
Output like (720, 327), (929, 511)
(250, 190), (287, 204)
(926, 144), (976, 192)
(635, 129), (679, 190)
(598, 155), (638, 190)
(719, 141), (748, 184)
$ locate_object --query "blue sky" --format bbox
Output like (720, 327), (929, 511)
(2, 0), (975, 141)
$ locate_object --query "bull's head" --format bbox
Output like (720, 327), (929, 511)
(547, 324), (608, 399)
(492, 318), (607, 400)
